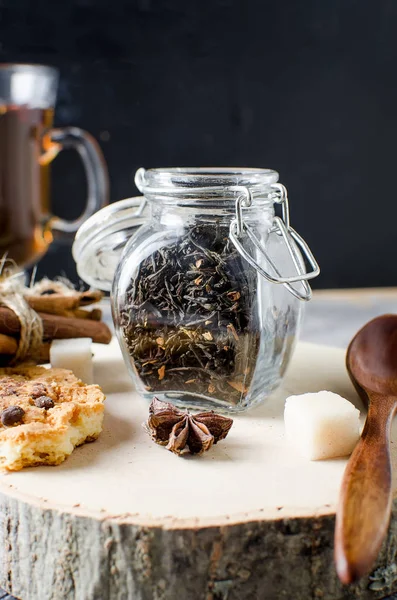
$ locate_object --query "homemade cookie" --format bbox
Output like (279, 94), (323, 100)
(0, 365), (105, 471)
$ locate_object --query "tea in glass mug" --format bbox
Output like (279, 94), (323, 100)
(0, 63), (108, 267)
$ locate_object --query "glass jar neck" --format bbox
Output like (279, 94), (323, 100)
(135, 167), (279, 210)
(150, 201), (274, 229)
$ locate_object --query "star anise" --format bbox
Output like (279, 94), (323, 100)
(146, 397), (233, 456)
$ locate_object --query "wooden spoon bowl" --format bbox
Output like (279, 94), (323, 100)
(335, 314), (397, 584)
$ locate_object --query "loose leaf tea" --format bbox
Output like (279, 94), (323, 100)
(120, 222), (260, 405)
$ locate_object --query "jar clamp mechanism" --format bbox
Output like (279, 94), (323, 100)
(229, 183), (320, 301)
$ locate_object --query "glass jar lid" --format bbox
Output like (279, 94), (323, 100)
(72, 196), (149, 291)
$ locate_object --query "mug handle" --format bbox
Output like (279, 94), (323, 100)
(40, 126), (109, 233)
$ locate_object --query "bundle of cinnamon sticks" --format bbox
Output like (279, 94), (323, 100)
(0, 286), (112, 365)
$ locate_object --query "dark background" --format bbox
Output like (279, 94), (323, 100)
(0, 0), (396, 289)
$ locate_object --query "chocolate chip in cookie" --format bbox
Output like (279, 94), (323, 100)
(1, 406), (25, 427)
(34, 396), (54, 410)
(31, 384), (48, 399)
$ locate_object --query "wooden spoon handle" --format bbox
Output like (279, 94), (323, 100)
(334, 394), (397, 584)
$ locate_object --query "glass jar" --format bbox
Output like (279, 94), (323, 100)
(73, 167), (319, 412)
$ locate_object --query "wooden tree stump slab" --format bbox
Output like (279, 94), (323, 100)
(1, 340), (397, 600)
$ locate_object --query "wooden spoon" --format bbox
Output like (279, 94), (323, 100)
(335, 314), (397, 584)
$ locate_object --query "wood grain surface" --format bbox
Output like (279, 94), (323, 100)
(2, 289), (397, 600)
(335, 395), (397, 583)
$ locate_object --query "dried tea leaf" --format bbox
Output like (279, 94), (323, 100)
(194, 277), (203, 285)
(158, 365), (166, 381)
(208, 384), (216, 394)
(180, 328), (195, 340)
(156, 337), (165, 346)
(195, 259), (203, 268)
(227, 291), (241, 301)
(227, 380), (248, 394)
(227, 323), (239, 342)
(203, 331), (213, 341)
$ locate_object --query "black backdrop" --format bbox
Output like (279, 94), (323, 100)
(0, 0), (396, 289)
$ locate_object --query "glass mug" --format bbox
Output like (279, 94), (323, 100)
(0, 63), (108, 267)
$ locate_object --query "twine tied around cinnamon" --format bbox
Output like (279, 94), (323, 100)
(0, 270), (44, 363)
(0, 259), (111, 365)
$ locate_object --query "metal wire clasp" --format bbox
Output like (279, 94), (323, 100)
(229, 184), (320, 302)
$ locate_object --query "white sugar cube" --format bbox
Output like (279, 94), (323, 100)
(50, 338), (94, 384)
(284, 391), (360, 460)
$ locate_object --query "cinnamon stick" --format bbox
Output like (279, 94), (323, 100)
(0, 334), (49, 364)
(0, 307), (112, 344)
(34, 342), (50, 364)
(70, 308), (102, 321)
(85, 308), (102, 321)
(0, 335), (50, 364)
(0, 334), (18, 355)
(54, 308), (103, 321)
(78, 289), (104, 305)
(25, 290), (103, 315)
